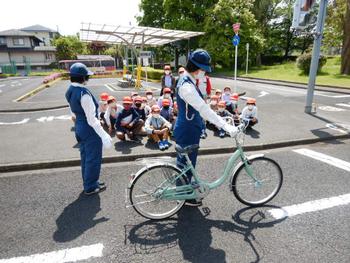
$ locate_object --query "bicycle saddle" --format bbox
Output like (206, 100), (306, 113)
(175, 144), (199, 154)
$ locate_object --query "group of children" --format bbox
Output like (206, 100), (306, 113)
(97, 85), (258, 150)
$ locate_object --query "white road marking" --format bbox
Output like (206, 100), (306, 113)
(326, 123), (348, 134)
(293, 148), (350, 172)
(37, 115), (71, 122)
(258, 91), (269, 97)
(336, 103), (350, 108)
(104, 84), (116, 92)
(317, 94), (350, 98)
(268, 193), (350, 219)
(0, 243), (104, 263)
(318, 105), (346, 112)
(0, 84), (5, 88)
(0, 118), (30, 125)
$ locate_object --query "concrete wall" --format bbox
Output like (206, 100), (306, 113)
(0, 52), (10, 64)
(7, 51), (56, 66)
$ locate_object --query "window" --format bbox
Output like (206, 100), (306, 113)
(45, 53), (54, 60)
(0, 37), (6, 44)
(49, 32), (53, 38)
(13, 38), (24, 46)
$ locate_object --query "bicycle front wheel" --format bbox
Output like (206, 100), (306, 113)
(129, 165), (186, 220)
(232, 157), (283, 206)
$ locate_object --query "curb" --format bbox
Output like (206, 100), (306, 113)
(14, 78), (62, 102)
(1, 133), (349, 173)
(216, 76), (350, 94)
(0, 104), (69, 113)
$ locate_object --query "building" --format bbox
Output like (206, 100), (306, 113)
(0, 25), (59, 70)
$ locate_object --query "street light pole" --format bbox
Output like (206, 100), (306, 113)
(305, 0), (328, 114)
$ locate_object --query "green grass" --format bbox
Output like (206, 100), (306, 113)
(215, 57), (350, 88)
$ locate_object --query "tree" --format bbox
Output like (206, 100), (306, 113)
(203, 0), (265, 68)
(341, 0), (350, 74)
(136, 0), (166, 27)
(52, 36), (87, 61)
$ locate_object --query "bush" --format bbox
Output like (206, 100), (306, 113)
(133, 67), (163, 81)
(296, 53), (327, 74)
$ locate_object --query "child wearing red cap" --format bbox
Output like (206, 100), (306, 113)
(115, 96), (144, 141)
(145, 105), (172, 150)
(145, 89), (157, 107)
(217, 100), (234, 137)
(105, 96), (123, 134)
(133, 96), (147, 121)
(157, 87), (173, 108)
(161, 65), (176, 99)
(240, 98), (258, 129)
(160, 99), (175, 123)
(98, 92), (109, 126)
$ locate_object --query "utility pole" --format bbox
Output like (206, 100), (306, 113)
(305, 0), (328, 113)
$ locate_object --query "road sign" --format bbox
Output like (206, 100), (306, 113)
(232, 23), (240, 33)
(232, 35), (240, 46)
(140, 51), (152, 58)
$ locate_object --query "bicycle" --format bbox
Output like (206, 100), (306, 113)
(127, 123), (283, 220)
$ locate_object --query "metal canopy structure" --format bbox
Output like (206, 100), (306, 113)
(80, 22), (204, 47)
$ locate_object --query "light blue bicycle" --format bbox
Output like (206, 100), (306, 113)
(128, 124), (283, 220)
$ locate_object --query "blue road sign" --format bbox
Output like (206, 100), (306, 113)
(232, 35), (240, 46)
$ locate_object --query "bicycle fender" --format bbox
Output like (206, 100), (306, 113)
(229, 154), (265, 190)
(127, 163), (181, 189)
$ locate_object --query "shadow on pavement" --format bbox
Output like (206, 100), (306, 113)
(114, 140), (143, 154)
(245, 128), (260, 139)
(126, 205), (286, 263)
(53, 192), (109, 243)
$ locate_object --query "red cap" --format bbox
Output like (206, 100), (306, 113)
(145, 89), (153, 95)
(224, 86), (231, 91)
(215, 89), (222, 94)
(141, 96), (147, 102)
(162, 99), (170, 106)
(122, 96), (133, 104)
(218, 101), (226, 107)
(100, 92), (109, 101)
(107, 95), (116, 102)
(151, 105), (160, 112)
(163, 87), (171, 93)
(164, 65), (171, 70)
(134, 96), (143, 103)
(231, 93), (239, 101)
(211, 95), (219, 100)
(247, 98), (256, 104)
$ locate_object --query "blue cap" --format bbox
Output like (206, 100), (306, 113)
(69, 62), (93, 77)
(189, 49), (212, 73)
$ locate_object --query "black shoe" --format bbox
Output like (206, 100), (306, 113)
(185, 199), (203, 207)
(84, 185), (107, 196)
(98, 181), (106, 187)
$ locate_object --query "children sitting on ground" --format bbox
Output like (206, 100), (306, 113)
(145, 90), (157, 107)
(133, 96), (147, 121)
(160, 99), (174, 123)
(98, 92), (109, 126)
(157, 88), (173, 108)
(221, 86), (232, 103)
(209, 95), (220, 112)
(145, 105), (172, 150)
(115, 96), (144, 141)
(105, 96), (123, 134)
(215, 89), (222, 99)
(216, 101), (234, 138)
(240, 98), (258, 129)
(141, 96), (151, 117)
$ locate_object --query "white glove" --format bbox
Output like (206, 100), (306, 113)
(102, 133), (113, 149)
(223, 123), (238, 138)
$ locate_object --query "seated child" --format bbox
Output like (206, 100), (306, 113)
(215, 89), (222, 99)
(105, 96), (123, 133)
(209, 95), (220, 112)
(240, 98), (258, 129)
(133, 96), (147, 121)
(145, 90), (157, 107)
(131, 91), (139, 101)
(221, 86), (232, 103)
(115, 96), (144, 141)
(217, 100), (234, 138)
(145, 105), (172, 150)
(158, 87), (173, 108)
(98, 92), (109, 125)
(141, 96), (151, 117)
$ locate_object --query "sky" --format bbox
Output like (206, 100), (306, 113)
(0, 0), (141, 35)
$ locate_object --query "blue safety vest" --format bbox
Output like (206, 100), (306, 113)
(65, 85), (99, 141)
(173, 76), (203, 143)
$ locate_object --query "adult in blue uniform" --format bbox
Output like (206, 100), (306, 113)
(65, 63), (112, 195)
(174, 50), (238, 206)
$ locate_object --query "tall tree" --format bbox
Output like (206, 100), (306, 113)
(136, 0), (166, 27)
(203, 0), (265, 68)
(52, 36), (87, 61)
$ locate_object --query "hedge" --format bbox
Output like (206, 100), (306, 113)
(133, 67), (164, 81)
(296, 53), (327, 74)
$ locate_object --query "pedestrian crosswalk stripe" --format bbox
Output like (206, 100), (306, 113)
(0, 243), (104, 263)
(293, 148), (350, 172)
(268, 193), (350, 219)
(336, 103), (350, 108)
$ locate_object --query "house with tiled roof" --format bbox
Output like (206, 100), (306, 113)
(0, 25), (59, 69)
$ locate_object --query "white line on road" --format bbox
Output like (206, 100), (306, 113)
(336, 103), (350, 108)
(0, 118), (30, 125)
(317, 94), (350, 98)
(293, 148), (350, 172)
(0, 84), (5, 88)
(0, 243), (104, 263)
(258, 91), (269, 97)
(268, 193), (350, 219)
(104, 84), (116, 92)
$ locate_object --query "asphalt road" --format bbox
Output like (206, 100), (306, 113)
(0, 140), (349, 262)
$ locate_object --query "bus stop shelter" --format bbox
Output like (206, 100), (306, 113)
(80, 22), (204, 87)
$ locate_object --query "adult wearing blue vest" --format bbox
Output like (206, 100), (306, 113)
(65, 63), (113, 195)
(174, 49), (238, 206)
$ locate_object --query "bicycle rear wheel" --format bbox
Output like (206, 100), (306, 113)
(232, 157), (283, 206)
(129, 164), (186, 220)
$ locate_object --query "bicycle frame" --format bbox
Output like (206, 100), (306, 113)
(161, 143), (260, 201)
